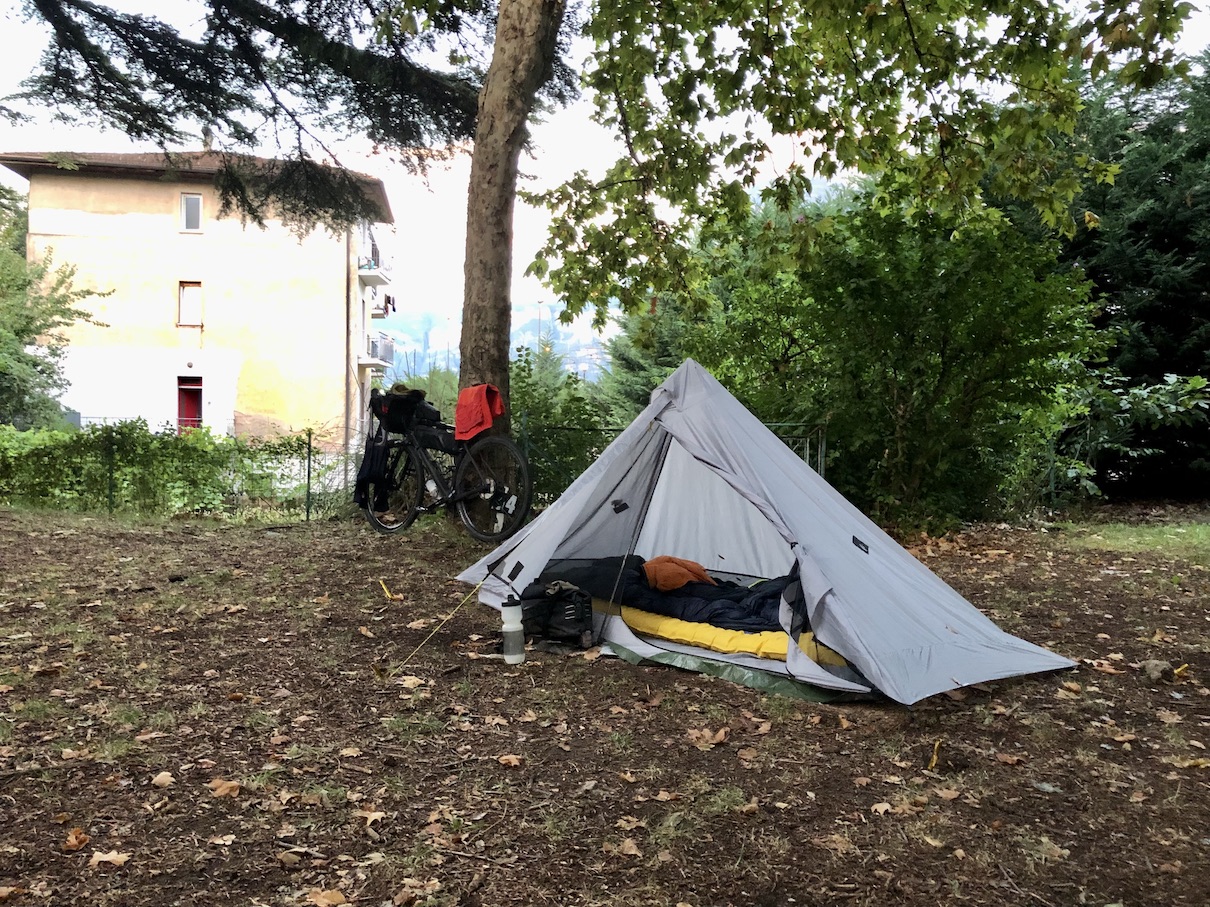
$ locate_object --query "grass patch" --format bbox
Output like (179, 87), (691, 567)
(382, 713), (447, 743)
(699, 785), (748, 815)
(1061, 521), (1210, 565)
(106, 703), (146, 729)
(95, 737), (135, 762)
(15, 698), (62, 720)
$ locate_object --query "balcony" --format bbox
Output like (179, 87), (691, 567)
(370, 294), (396, 320)
(358, 252), (390, 288)
(359, 332), (394, 370)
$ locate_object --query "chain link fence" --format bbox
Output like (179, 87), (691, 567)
(516, 417), (828, 507)
(0, 420), (355, 520)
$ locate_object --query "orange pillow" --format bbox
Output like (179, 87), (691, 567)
(643, 556), (717, 591)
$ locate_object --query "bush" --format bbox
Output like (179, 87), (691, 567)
(0, 420), (334, 518)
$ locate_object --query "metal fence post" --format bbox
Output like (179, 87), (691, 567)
(305, 428), (313, 522)
(105, 425), (115, 514)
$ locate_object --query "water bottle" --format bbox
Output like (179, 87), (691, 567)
(501, 597), (525, 665)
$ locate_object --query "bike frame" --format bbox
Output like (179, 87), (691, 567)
(388, 428), (477, 510)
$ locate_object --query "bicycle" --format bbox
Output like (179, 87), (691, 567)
(360, 388), (533, 543)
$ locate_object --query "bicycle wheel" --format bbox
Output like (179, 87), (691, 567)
(364, 447), (425, 534)
(453, 435), (532, 543)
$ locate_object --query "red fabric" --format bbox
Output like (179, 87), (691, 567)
(455, 383), (505, 441)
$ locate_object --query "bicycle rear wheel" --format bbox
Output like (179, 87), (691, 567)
(453, 435), (532, 543)
(364, 447), (424, 534)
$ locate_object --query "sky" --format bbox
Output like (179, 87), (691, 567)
(3, 3), (1209, 369)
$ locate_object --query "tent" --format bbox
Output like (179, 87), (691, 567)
(458, 360), (1073, 705)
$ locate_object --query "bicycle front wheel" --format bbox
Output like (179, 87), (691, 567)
(364, 448), (425, 534)
(453, 435), (532, 543)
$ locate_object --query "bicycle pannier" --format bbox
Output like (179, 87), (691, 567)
(415, 424), (459, 455)
(353, 428), (390, 509)
(370, 390), (426, 433)
(518, 580), (594, 648)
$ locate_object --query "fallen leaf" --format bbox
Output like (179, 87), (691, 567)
(496, 754), (523, 767)
(686, 727), (729, 750)
(923, 835), (944, 848)
(582, 647), (602, 661)
(871, 802), (892, 815)
(618, 770), (637, 783)
(1165, 756), (1210, 769)
(934, 787), (961, 800)
(654, 790), (680, 801)
(306, 889), (348, 906)
(208, 778), (241, 798)
(358, 626), (376, 638)
(208, 834), (235, 846)
(853, 777), (872, 787)
(618, 838), (642, 856)
(1156, 708), (1182, 725)
(63, 828), (90, 851)
(0, 888), (25, 900)
(88, 850), (131, 869)
(995, 753), (1026, 765)
(339, 747), (362, 758)
(151, 771), (175, 788)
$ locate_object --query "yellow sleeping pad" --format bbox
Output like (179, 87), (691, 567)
(617, 605), (847, 667)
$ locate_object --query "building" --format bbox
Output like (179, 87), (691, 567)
(0, 150), (395, 451)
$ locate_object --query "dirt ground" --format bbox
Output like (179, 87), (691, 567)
(0, 506), (1207, 907)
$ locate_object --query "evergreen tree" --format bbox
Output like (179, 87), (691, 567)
(1062, 53), (1210, 493)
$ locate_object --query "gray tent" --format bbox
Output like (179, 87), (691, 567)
(458, 360), (1073, 705)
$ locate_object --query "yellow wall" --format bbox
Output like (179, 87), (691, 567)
(27, 171), (369, 441)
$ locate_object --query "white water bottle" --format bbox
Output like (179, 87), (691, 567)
(501, 598), (525, 665)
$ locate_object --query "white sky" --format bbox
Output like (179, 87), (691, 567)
(2, 3), (1208, 356)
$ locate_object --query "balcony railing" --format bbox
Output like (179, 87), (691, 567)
(359, 332), (394, 370)
(358, 255), (390, 287)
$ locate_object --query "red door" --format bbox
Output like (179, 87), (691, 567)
(178, 377), (202, 433)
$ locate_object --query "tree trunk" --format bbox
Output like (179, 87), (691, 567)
(458, 0), (565, 431)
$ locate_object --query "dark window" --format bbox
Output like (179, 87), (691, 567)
(181, 193), (202, 231)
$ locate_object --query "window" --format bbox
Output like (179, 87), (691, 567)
(178, 282), (203, 326)
(181, 193), (202, 232)
(178, 376), (202, 433)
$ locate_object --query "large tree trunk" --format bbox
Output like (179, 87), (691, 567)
(458, 0), (565, 429)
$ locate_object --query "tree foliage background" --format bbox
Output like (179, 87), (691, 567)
(0, 188), (99, 429)
(1057, 50), (1210, 494)
(8, 0), (1194, 400)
